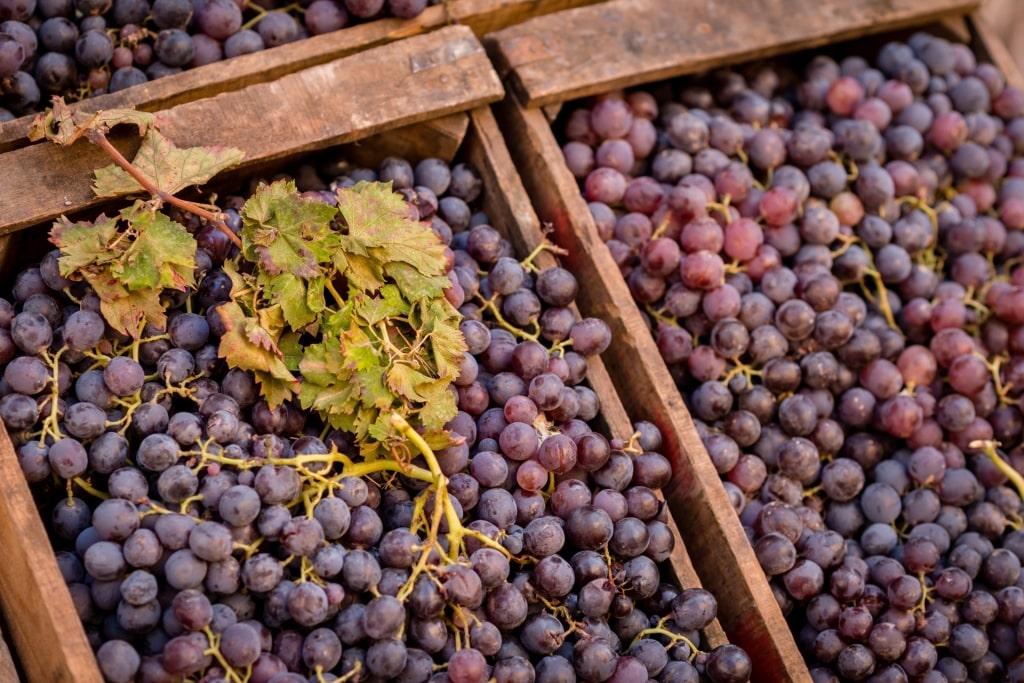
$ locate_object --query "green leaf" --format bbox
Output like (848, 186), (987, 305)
(240, 180), (339, 278)
(354, 285), (409, 326)
(92, 128), (244, 198)
(115, 208), (196, 292)
(49, 214), (121, 273)
(279, 332), (305, 373)
(335, 182), (450, 297)
(385, 261), (450, 301)
(90, 273), (169, 336)
(266, 274), (318, 331)
(217, 301), (298, 406)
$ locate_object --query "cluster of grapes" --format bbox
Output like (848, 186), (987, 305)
(559, 29), (1024, 683)
(0, 0), (434, 118)
(0, 152), (752, 682)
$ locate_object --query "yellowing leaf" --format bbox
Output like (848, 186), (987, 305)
(418, 387), (458, 434)
(92, 128), (244, 198)
(217, 301), (298, 406)
(336, 182), (450, 296)
(385, 363), (435, 403)
(90, 274), (168, 336)
(29, 98), (157, 146)
(240, 180), (339, 278)
(49, 214), (121, 273)
(253, 370), (300, 409)
(115, 209), (196, 292)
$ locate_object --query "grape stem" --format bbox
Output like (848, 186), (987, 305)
(83, 128), (242, 248)
(72, 477), (110, 500)
(973, 439), (1024, 501)
(519, 237), (568, 274)
(201, 626), (250, 683)
(389, 412), (510, 561)
(629, 615), (703, 662)
(476, 294), (541, 342)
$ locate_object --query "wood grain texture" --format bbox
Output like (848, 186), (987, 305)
(486, 0), (980, 107)
(0, 425), (102, 683)
(969, 11), (1024, 91)
(0, 0), (602, 153)
(0, 25), (502, 237)
(463, 105), (728, 648)
(0, 631), (20, 683)
(340, 112), (471, 168)
(494, 94), (809, 682)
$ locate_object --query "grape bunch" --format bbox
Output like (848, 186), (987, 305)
(0, 0), (438, 118)
(0, 151), (751, 682)
(559, 29), (1024, 683)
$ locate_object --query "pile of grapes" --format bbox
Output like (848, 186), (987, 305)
(559, 29), (1024, 683)
(0, 152), (752, 682)
(0, 0), (436, 119)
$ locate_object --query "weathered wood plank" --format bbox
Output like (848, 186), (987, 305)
(0, 629), (20, 683)
(0, 425), (103, 683)
(0, 0), (601, 153)
(494, 94), (809, 682)
(0, 25), (502, 237)
(486, 0), (980, 108)
(969, 11), (1024, 92)
(464, 105), (729, 648)
(340, 112), (471, 169)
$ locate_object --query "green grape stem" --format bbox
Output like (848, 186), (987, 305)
(201, 626), (250, 683)
(629, 615), (703, 662)
(974, 440), (1024, 501)
(389, 413), (510, 563)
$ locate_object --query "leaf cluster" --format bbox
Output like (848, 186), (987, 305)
(226, 180), (465, 457)
(42, 99), (465, 457)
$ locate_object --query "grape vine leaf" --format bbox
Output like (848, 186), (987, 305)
(335, 182), (451, 299)
(217, 301), (299, 405)
(49, 201), (197, 336)
(240, 180), (339, 278)
(49, 214), (120, 272)
(92, 128), (245, 198)
(91, 276), (171, 337)
(115, 207), (196, 292)
(28, 98), (157, 146)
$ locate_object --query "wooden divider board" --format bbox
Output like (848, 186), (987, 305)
(0, 0), (603, 153)
(486, 0), (979, 108)
(461, 107), (729, 647)
(969, 12), (1024, 92)
(495, 95), (810, 682)
(0, 25), (503, 237)
(0, 424), (103, 682)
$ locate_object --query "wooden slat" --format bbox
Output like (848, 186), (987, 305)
(0, 0), (603, 153)
(0, 629), (20, 683)
(968, 11), (1024, 91)
(0, 25), (503, 237)
(341, 112), (471, 169)
(463, 105), (728, 648)
(494, 94), (809, 682)
(0, 426), (103, 683)
(486, 0), (980, 108)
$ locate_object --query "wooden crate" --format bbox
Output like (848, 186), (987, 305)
(0, 25), (502, 239)
(486, 2), (1007, 682)
(0, 103), (730, 681)
(0, 0), (610, 153)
